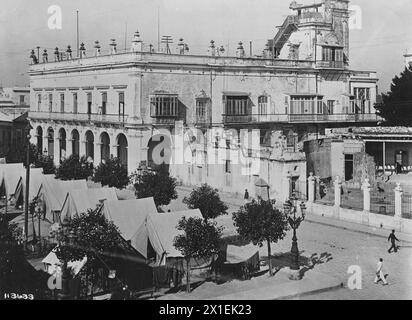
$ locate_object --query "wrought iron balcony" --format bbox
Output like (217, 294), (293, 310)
(222, 113), (379, 124)
(316, 60), (345, 69)
(29, 111), (129, 125)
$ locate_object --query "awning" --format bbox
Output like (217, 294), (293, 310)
(222, 91), (251, 97)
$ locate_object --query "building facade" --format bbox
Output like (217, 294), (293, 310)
(28, 0), (379, 201)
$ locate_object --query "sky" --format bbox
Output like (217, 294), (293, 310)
(1, 0), (412, 93)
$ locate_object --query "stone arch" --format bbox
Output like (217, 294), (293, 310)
(47, 127), (54, 158)
(85, 130), (94, 161)
(58, 128), (67, 161)
(36, 126), (43, 153)
(100, 132), (110, 162)
(71, 129), (80, 156)
(116, 133), (128, 169)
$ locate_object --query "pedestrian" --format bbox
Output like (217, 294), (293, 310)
(374, 258), (388, 285)
(244, 189), (249, 204)
(388, 229), (400, 253)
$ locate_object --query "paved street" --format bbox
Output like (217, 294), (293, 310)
(166, 187), (412, 300)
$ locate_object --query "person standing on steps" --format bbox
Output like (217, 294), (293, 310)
(388, 230), (400, 253)
(374, 258), (388, 286)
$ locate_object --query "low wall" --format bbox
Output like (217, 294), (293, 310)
(310, 202), (412, 235)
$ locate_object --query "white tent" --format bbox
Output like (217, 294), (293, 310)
(37, 175), (88, 222)
(60, 187), (118, 222)
(0, 163), (25, 199)
(101, 197), (157, 257)
(145, 209), (203, 262)
(42, 247), (87, 276)
(14, 168), (45, 208)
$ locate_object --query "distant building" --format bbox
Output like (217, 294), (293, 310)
(0, 111), (29, 159)
(0, 87), (30, 108)
(28, 0), (379, 202)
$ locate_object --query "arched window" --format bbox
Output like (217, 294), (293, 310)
(36, 126), (43, 153)
(117, 134), (128, 169)
(100, 132), (110, 162)
(85, 131), (94, 161)
(71, 130), (80, 156)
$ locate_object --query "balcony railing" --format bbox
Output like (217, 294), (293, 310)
(223, 113), (379, 124)
(29, 111), (129, 125)
(316, 60), (345, 69)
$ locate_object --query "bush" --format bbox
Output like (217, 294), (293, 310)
(93, 157), (129, 189)
(183, 184), (228, 220)
(133, 167), (178, 208)
(55, 155), (93, 181)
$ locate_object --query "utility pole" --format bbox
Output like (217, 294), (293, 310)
(157, 6), (160, 52)
(76, 10), (80, 58)
(24, 126), (31, 247)
(161, 36), (173, 54)
(250, 41), (253, 57)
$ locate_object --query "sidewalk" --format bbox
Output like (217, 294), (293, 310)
(177, 186), (412, 244)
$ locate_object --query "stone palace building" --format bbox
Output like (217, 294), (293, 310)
(28, 0), (379, 201)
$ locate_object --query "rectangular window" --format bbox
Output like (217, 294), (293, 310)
(118, 92), (125, 116)
(150, 95), (178, 117)
(322, 47), (343, 62)
(73, 93), (78, 114)
(224, 96), (248, 115)
(101, 92), (107, 115)
(344, 154), (354, 181)
(258, 96), (268, 115)
(48, 93), (53, 112)
(290, 96), (317, 114)
(87, 93), (92, 115)
(37, 94), (42, 111)
(327, 100), (335, 114)
(60, 93), (65, 113)
(19, 95), (25, 105)
(225, 160), (231, 173)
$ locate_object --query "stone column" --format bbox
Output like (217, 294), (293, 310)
(334, 176), (342, 218)
(315, 176), (321, 200)
(79, 139), (86, 158)
(334, 176), (342, 207)
(53, 136), (60, 165)
(394, 183), (403, 218)
(283, 173), (292, 202)
(66, 139), (73, 158)
(94, 142), (102, 166)
(110, 144), (118, 159)
(362, 178), (371, 212)
(361, 178), (371, 225)
(308, 172), (315, 203)
(43, 136), (49, 156)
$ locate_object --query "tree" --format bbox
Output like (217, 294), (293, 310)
(55, 208), (123, 295)
(55, 155), (93, 181)
(183, 184), (228, 221)
(34, 154), (56, 174)
(173, 217), (223, 293)
(133, 167), (178, 209)
(93, 157), (129, 189)
(375, 66), (412, 126)
(232, 199), (289, 277)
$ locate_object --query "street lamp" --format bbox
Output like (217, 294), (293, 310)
(284, 193), (306, 271)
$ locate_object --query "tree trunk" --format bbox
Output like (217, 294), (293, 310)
(267, 240), (273, 277)
(186, 259), (191, 293)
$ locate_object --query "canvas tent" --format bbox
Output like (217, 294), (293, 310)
(60, 187), (118, 222)
(144, 209), (203, 263)
(216, 244), (260, 280)
(14, 168), (45, 208)
(42, 247), (87, 276)
(0, 163), (25, 199)
(37, 175), (88, 223)
(102, 197), (157, 257)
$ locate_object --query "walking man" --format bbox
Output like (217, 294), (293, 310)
(374, 258), (388, 285)
(388, 230), (400, 253)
